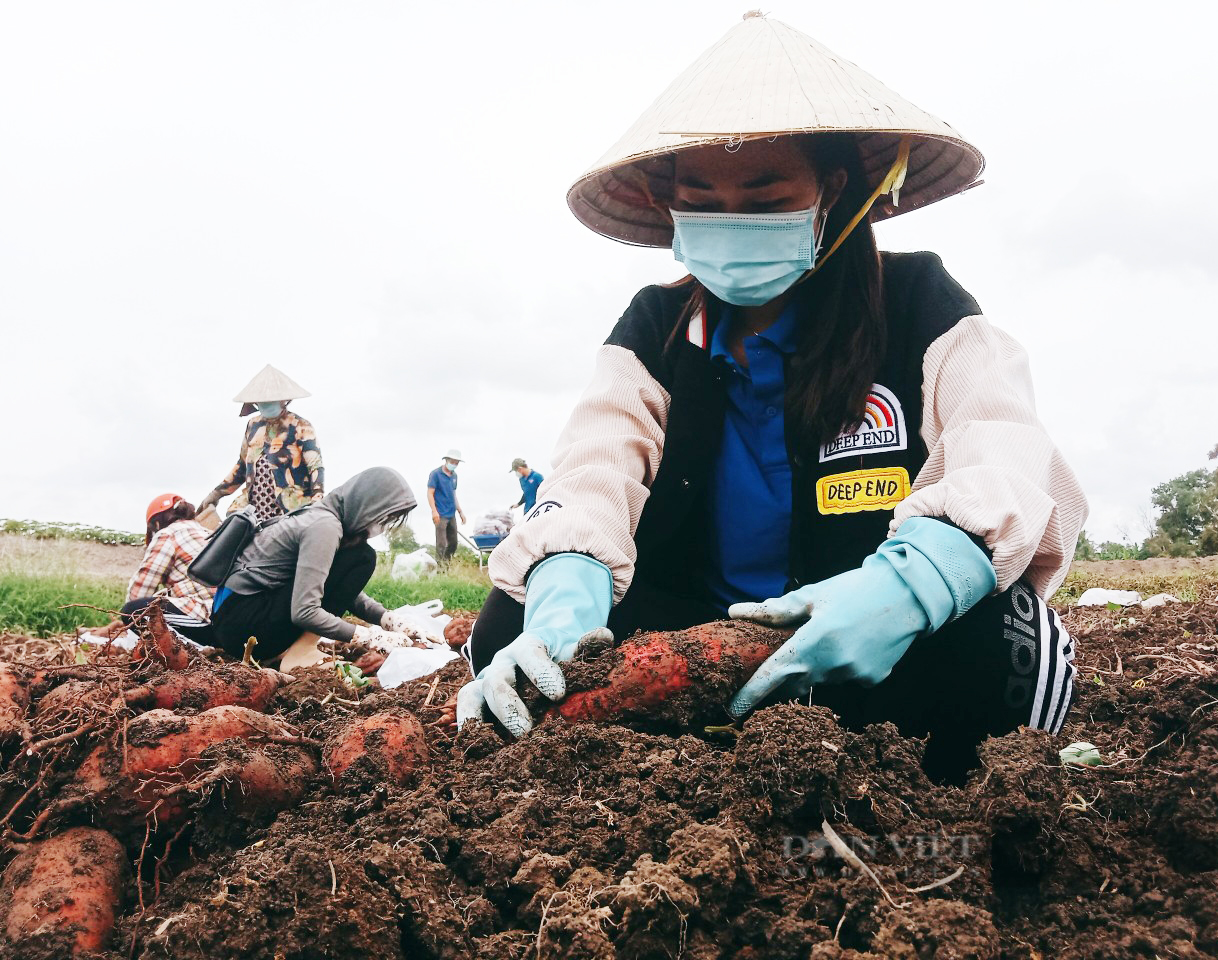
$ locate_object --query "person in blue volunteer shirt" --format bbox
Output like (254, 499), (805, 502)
(428, 449), (466, 568)
(509, 458), (545, 515)
(456, 14), (1088, 780)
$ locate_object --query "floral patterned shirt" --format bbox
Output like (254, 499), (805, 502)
(215, 411), (324, 514)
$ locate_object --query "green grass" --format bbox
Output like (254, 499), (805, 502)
(0, 533), (495, 637)
(0, 573), (125, 636)
(364, 573), (490, 613)
(365, 546), (492, 614)
(1, 518), (142, 546)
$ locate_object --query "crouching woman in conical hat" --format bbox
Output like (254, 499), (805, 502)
(458, 13), (1088, 778)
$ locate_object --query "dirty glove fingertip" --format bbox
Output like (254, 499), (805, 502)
(727, 602), (760, 621)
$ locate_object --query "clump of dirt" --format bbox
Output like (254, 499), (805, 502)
(1, 596), (1216, 959)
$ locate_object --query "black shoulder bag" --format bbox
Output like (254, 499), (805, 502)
(187, 506), (261, 588)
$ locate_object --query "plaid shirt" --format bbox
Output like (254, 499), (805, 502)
(127, 519), (216, 621)
(215, 410), (324, 514)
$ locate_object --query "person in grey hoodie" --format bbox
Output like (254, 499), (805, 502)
(210, 466), (416, 658)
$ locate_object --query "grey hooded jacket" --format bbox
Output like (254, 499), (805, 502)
(226, 466), (416, 641)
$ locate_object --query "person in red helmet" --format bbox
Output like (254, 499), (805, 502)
(93, 494), (217, 643)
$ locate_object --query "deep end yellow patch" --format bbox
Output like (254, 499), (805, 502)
(816, 467), (911, 515)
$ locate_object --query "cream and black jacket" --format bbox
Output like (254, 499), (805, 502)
(490, 252), (1088, 607)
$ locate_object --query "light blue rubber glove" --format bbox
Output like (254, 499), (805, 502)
(456, 553), (612, 737)
(727, 517), (996, 718)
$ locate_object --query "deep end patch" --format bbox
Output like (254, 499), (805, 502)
(816, 467), (911, 515)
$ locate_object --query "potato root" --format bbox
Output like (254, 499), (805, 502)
(550, 621), (787, 726)
(71, 705), (317, 832)
(2, 827), (128, 954)
(132, 602), (191, 671)
(324, 708), (428, 784)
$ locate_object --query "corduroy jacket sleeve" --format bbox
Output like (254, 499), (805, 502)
(488, 343), (672, 603)
(892, 315), (1088, 598)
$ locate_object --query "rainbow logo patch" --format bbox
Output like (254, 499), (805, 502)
(819, 384), (908, 462)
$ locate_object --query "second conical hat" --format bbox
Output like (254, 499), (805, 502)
(232, 364), (311, 404)
(568, 12), (984, 247)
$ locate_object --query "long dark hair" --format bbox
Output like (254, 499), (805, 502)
(146, 500), (196, 544)
(666, 133), (885, 453)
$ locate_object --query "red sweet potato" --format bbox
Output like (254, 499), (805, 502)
(123, 663), (292, 714)
(34, 679), (108, 719)
(71, 705), (316, 831)
(444, 615), (475, 650)
(0, 663), (31, 741)
(324, 708), (428, 784)
(2, 827), (129, 954)
(353, 650), (386, 675)
(549, 621), (788, 727)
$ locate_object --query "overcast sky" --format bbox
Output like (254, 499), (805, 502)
(2, 1), (1215, 548)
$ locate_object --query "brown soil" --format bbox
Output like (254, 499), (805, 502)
(1071, 555), (1218, 578)
(0, 597), (1216, 959)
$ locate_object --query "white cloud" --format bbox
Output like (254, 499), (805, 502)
(1, 1), (1214, 551)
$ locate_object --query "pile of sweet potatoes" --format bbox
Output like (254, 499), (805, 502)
(0, 601), (432, 955)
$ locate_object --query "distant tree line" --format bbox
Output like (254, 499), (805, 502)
(1076, 444), (1218, 560)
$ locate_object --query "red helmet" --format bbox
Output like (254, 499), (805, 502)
(146, 493), (183, 524)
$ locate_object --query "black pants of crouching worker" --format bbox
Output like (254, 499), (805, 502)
(210, 544), (377, 660)
(467, 577), (1076, 781)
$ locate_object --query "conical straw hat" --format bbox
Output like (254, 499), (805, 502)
(567, 12), (984, 247)
(232, 364), (311, 416)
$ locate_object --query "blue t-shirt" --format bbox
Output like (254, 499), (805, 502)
(518, 471), (544, 512)
(428, 466), (459, 518)
(706, 304), (800, 609)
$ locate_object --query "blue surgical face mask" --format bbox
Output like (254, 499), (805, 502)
(255, 401), (284, 419)
(670, 204), (826, 307)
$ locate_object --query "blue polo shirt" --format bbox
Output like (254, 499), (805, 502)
(428, 466), (459, 518)
(518, 470), (544, 512)
(706, 305), (799, 609)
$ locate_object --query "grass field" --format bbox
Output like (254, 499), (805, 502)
(0, 532), (492, 637)
(2, 530), (1216, 638)
(1053, 556), (1218, 604)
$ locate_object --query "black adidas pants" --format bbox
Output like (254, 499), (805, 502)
(467, 577), (1076, 781)
(121, 597), (214, 645)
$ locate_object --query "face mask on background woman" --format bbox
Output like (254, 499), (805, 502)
(255, 401), (285, 420)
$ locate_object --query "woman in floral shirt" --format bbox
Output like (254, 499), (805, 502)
(198, 364), (324, 522)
